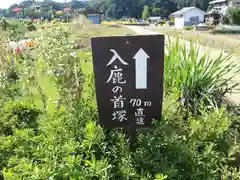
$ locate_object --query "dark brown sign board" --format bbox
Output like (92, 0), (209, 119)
(91, 35), (164, 129)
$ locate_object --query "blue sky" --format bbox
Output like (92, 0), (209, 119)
(0, 0), (70, 9)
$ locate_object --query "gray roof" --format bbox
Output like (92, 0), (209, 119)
(170, 7), (206, 17)
(209, 0), (240, 4)
(148, 17), (161, 20)
(209, 0), (227, 4)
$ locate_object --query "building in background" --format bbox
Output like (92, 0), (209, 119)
(206, 0), (240, 25)
(170, 7), (206, 29)
(83, 6), (102, 24)
(87, 14), (101, 24)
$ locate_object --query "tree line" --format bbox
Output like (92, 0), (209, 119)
(0, 0), (212, 19)
(90, 0), (212, 19)
(0, 0), (87, 18)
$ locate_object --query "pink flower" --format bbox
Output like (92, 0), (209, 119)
(15, 47), (21, 54)
(12, 8), (22, 13)
(63, 8), (72, 13)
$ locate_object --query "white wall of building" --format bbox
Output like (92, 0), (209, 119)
(173, 8), (206, 29)
(183, 9), (205, 22)
(174, 17), (185, 29)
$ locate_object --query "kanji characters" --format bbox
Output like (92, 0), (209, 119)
(136, 117), (144, 125)
(135, 107), (145, 125)
(106, 65), (126, 84)
(135, 107), (145, 117)
(112, 86), (123, 93)
(107, 49), (128, 123)
(112, 110), (127, 121)
(107, 49), (128, 66)
(111, 95), (126, 109)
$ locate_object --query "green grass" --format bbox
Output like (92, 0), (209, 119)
(27, 22), (134, 40)
(152, 26), (240, 55)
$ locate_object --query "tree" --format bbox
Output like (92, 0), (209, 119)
(106, 8), (113, 17)
(142, 5), (150, 20)
(1, 0), (212, 19)
(152, 8), (161, 16)
(153, 0), (177, 18)
(174, 0), (212, 11)
(70, 0), (87, 9)
(227, 7), (240, 25)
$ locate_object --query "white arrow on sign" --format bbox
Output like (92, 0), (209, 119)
(133, 48), (150, 89)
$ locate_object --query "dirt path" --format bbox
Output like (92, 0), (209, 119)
(126, 25), (240, 107)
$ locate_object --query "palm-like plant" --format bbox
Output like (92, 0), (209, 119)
(164, 37), (240, 113)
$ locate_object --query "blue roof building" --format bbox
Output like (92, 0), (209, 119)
(87, 14), (101, 24)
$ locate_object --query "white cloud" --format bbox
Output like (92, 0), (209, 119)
(0, 0), (70, 9)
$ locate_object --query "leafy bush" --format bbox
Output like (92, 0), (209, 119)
(157, 20), (166, 26)
(0, 50), (22, 101)
(184, 26), (194, 30)
(168, 17), (174, 26)
(0, 101), (41, 136)
(7, 20), (28, 41)
(38, 26), (84, 108)
(26, 22), (37, 31)
(0, 19), (10, 30)
(0, 91), (239, 179)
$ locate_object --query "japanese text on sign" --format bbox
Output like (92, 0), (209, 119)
(106, 49), (128, 122)
(91, 35), (164, 128)
(106, 49), (153, 125)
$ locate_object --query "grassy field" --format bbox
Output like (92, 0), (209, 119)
(151, 26), (240, 56)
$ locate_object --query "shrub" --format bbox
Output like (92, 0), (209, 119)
(0, 19), (10, 30)
(0, 51), (21, 101)
(0, 101), (41, 136)
(0, 92), (239, 179)
(38, 26), (84, 108)
(184, 26), (194, 30)
(26, 22), (37, 31)
(168, 17), (174, 26)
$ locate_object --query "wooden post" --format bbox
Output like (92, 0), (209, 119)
(125, 124), (137, 151)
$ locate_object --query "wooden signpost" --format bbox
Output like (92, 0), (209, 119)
(91, 35), (164, 133)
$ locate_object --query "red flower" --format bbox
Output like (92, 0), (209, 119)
(15, 47), (21, 54)
(12, 8), (22, 13)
